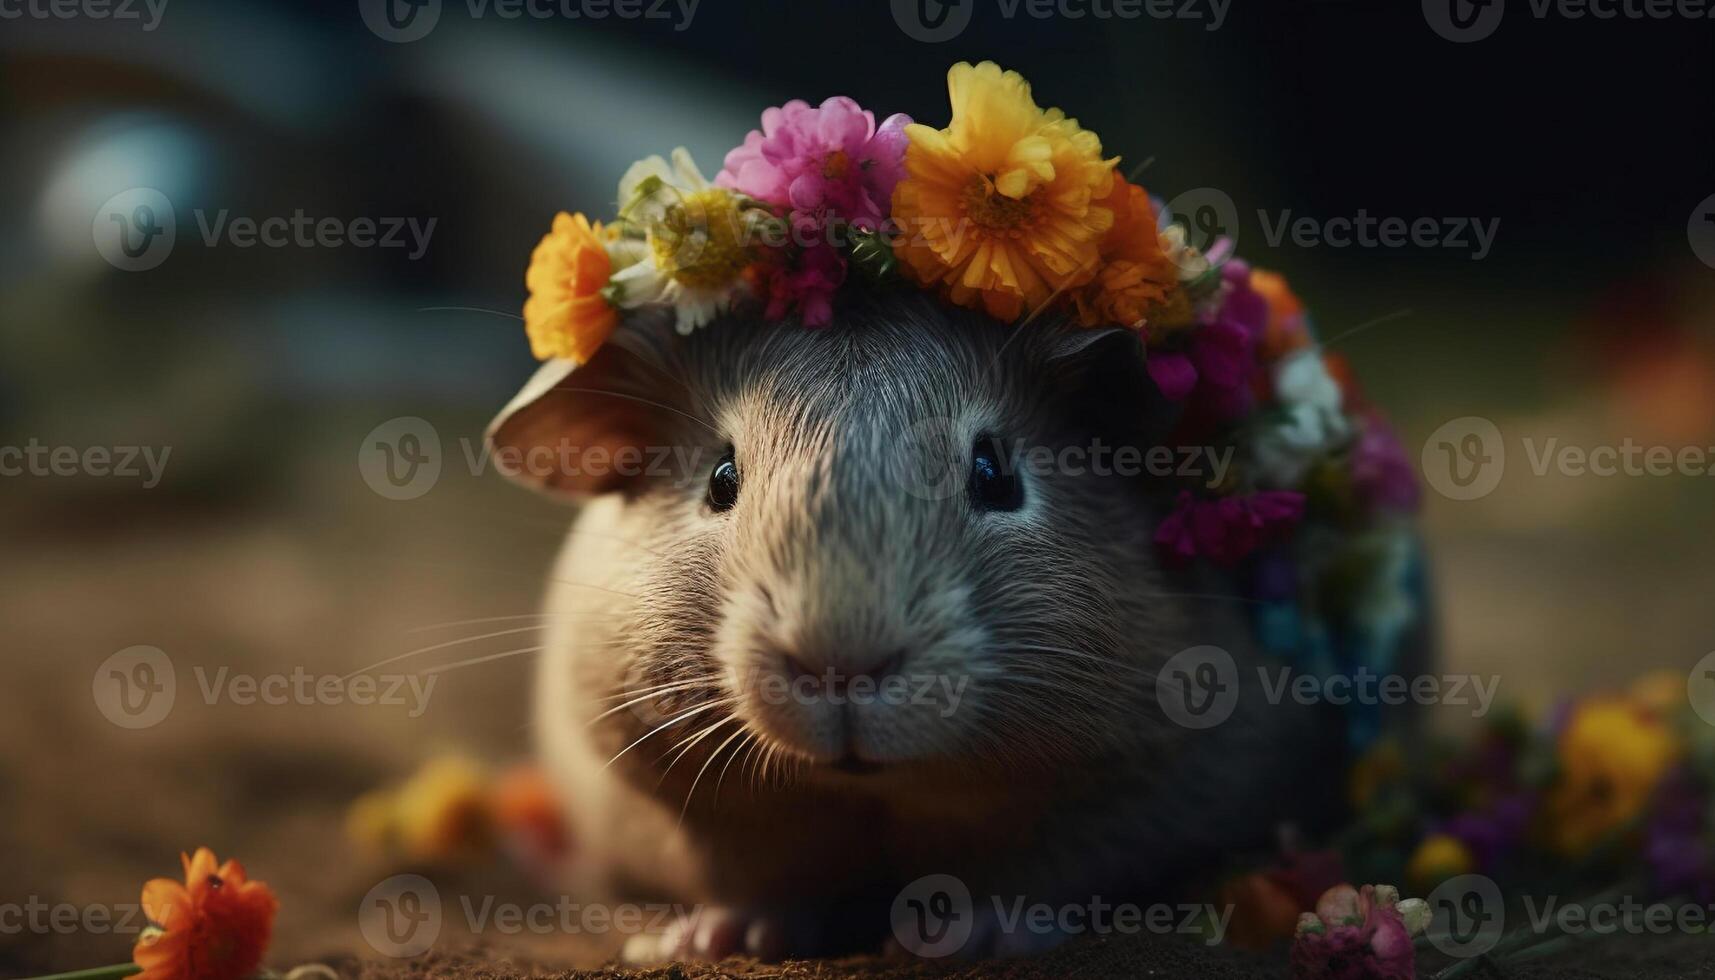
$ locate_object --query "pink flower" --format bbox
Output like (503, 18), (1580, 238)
(759, 237), (846, 327)
(1290, 884), (1416, 980)
(1155, 490), (1306, 566)
(1145, 260), (1268, 420)
(716, 96), (911, 232)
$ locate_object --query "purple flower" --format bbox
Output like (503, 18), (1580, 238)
(1646, 768), (1715, 903)
(1145, 260), (1267, 420)
(1155, 490), (1306, 567)
(1351, 413), (1421, 513)
(716, 96), (910, 232)
(1439, 793), (1533, 870)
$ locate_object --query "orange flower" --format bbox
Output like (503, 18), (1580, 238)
(490, 763), (570, 861)
(1220, 872), (1304, 949)
(523, 211), (618, 364)
(134, 848), (278, 980)
(891, 61), (1117, 321)
(1249, 267), (1311, 360)
(1074, 175), (1178, 330)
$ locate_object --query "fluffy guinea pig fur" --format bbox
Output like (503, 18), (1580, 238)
(488, 289), (1393, 961)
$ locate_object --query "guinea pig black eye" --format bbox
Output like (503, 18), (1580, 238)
(707, 449), (740, 512)
(969, 435), (1023, 512)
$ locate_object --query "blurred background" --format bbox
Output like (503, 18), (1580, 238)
(3, 0), (1714, 972)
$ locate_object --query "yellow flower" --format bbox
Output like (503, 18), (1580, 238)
(892, 61), (1117, 322)
(1406, 833), (1474, 890)
(1541, 698), (1679, 856)
(523, 211), (618, 364)
(394, 755), (492, 861)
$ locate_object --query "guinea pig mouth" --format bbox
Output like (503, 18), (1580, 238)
(827, 751), (885, 776)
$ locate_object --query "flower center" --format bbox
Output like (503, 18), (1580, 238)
(961, 176), (1035, 234)
(650, 189), (751, 290)
(821, 150), (851, 180)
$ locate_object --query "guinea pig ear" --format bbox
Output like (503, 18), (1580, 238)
(1046, 326), (1183, 447)
(485, 320), (687, 499)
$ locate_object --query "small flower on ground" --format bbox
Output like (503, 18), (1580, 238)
(1405, 833), (1475, 891)
(1155, 489), (1306, 567)
(522, 212), (619, 364)
(134, 848), (278, 980)
(1290, 883), (1415, 980)
(892, 61), (1117, 321)
(394, 755), (492, 861)
(490, 763), (571, 864)
(1540, 697), (1679, 856)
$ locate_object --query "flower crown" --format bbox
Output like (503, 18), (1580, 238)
(518, 61), (1424, 743)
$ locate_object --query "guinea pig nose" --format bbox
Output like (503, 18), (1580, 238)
(780, 648), (906, 695)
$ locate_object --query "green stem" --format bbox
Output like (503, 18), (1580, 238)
(18, 965), (141, 980)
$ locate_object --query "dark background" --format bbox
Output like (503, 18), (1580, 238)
(2, 0), (1713, 972)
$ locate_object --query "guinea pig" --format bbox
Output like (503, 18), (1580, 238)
(487, 287), (1407, 961)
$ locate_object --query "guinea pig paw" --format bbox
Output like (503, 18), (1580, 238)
(621, 906), (799, 964)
